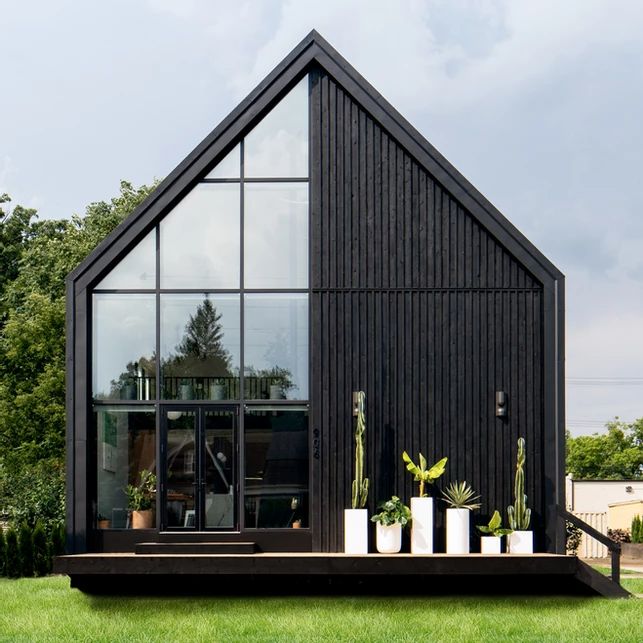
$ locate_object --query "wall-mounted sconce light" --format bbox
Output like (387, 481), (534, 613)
(496, 391), (508, 418)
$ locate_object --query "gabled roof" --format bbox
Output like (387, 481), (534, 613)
(69, 30), (564, 292)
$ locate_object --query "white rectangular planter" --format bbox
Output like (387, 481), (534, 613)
(446, 508), (470, 554)
(344, 508), (368, 554)
(376, 522), (402, 553)
(480, 536), (502, 554)
(410, 497), (433, 554)
(507, 530), (533, 554)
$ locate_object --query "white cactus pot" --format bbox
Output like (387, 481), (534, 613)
(344, 509), (368, 554)
(507, 530), (533, 554)
(376, 522), (402, 554)
(410, 497), (433, 554)
(480, 536), (502, 554)
(446, 508), (470, 554)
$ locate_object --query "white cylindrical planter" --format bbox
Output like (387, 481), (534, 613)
(480, 536), (502, 554)
(410, 497), (433, 554)
(446, 508), (470, 554)
(507, 531), (533, 554)
(344, 509), (368, 554)
(376, 523), (402, 553)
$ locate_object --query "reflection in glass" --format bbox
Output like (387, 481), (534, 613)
(165, 411), (196, 529)
(205, 144), (240, 179)
(204, 410), (235, 528)
(95, 407), (156, 529)
(96, 229), (156, 290)
(244, 407), (308, 529)
(160, 183), (240, 289)
(244, 294), (308, 400)
(92, 294), (156, 400)
(244, 76), (308, 178)
(161, 294), (240, 400)
(244, 183), (308, 289)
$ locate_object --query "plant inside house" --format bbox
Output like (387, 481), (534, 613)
(477, 510), (512, 553)
(371, 496), (411, 553)
(507, 437), (533, 554)
(402, 451), (447, 554)
(442, 481), (480, 554)
(344, 391), (369, 553)
(126, 469), (157, 529)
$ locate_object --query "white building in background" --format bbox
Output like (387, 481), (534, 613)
(566, 477), (643, 517)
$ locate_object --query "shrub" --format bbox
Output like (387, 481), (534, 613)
(0, 525), (5, 576)
(631, 515), (642, 544)
(51, 522), (65, 557)
(18, 522), (33, 577)
(607, 528), (631, 544)
(5, 527), (20, 578)
(32, 521), (50, 576)
(566, 521), (583, 555)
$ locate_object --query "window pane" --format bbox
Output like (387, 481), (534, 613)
(160, 183), (240, 289)
(92, 294), (156, 400)
(205, 144), (240, 179)
(96, 229), (156, 290)
(244, 294), (308, 400)
(204, 410), (235, 528)
(244, 183), (308, 289)
(244, 76), (308, 178)
(244, 407), (308, 529)
(165, 411), (196, 529)
(95, 406), (156, 529)
(161, 294), (240, 400)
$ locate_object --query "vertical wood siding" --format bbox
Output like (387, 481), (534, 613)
(311, 71), (545, 552)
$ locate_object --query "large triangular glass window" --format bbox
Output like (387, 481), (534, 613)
(96, 230), (156, 290)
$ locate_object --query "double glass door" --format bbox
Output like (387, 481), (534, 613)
(162, 406), (236, 530)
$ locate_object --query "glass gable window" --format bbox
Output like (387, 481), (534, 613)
(96, 230), (156, 290)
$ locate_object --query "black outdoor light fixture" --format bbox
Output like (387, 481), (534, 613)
(496, 391), (508, 418)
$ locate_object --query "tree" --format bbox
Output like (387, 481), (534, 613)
(566, 418), (643, 480)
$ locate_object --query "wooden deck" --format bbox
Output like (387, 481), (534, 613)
(53, 553), (629, 597)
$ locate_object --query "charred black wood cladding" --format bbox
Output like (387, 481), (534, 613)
(310, 72), (545, 552)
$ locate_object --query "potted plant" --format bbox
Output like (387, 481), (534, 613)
(507, 437), (533, 554)
(126, 469), (157, 529)
(344, 391), (369, 554)
(477, 510), (512, 553)
(442, 481), (480, 554)
(371, 496), (411, 553)
(97, 514), (111, 530)
(402, 451), (447, 554)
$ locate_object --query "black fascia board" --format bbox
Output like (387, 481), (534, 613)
(68, 29), (563, 293)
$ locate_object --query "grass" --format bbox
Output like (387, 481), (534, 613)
(592, 565), (637, 576)
(0, 576), (642, 642)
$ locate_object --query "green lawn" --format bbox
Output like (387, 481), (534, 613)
(0, 576), (641, 642)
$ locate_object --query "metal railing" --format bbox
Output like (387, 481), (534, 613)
(559, 507), (621, 585)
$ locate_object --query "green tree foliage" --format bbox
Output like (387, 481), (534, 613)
(0, 525), (5, 576)
(0, 181), (156, 529)
(18, 522), (33, 577)
(51, 522), (66, 557)
(566, 418), (643, 480)
(32, 520), (51, 576)
(5, 526), (20, 578)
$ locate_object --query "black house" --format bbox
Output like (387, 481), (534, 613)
(56, 31), (623, 595)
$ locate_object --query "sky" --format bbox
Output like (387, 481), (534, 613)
(1, 0), (642, 435)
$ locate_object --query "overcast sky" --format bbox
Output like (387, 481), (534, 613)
(2, 0), (642, 435)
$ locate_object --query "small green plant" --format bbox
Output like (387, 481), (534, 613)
(607, 528), (631, 544)
(0, 525), (5, 576)
(126, 470), (157, 511)
(631, 515), (642, 544)
(51, 522), (66, 556)
(566, 521), (583, 555)
(5, 526), (20, 578)
(507, 437), (531, 530)
(18, 522), (33, 578)
(351, 391), (369, 509)
(370, 496), (412, 527)
(401, 451), (447, 497)
(477, 510), (513, 537)
(442, 481), (481, 510)
(32, 521), (51, 576)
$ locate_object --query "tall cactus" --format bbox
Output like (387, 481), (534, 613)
(507, 437), (531, 530)
(351, 391), (369, 509)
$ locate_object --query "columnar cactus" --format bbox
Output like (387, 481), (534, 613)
(507, 437), (531, 530)
(351, 391), (369, 509)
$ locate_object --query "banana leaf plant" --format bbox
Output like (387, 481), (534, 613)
(401, 451), (448, 498)
(477, 510), (513, 537)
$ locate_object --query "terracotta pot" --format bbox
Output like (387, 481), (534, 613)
(292, 519), (302, 529)
(97, 519), (111, 530)
(131, 509), (154, 529)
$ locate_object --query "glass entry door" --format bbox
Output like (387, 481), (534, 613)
(162, 406), (236, 530)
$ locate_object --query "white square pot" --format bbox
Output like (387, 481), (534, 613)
(480, 536), (502, 554)
(507, 530), (533, 554)
(344, 509), (368, 554)
(410, 497), (434, 554)
(376, 522), (402, 553)
(446, 508), (470, 554)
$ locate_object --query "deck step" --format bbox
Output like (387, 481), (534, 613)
(135, 541), (257, 555)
